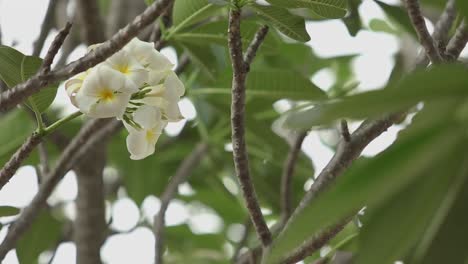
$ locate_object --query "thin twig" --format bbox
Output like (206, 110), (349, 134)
(228, 7), (272, 247)
(154, 143), (209, 264)
(76, 0), (106, 45)
(32, 0), (58, 57)
(405, 0), (442, 63)
(0, 0), (175, 112)
(280, 132), (307, 223)
(0, 119), (118, 261)
(40, 22), (72, 74)
(340, 120), (351, 143)
(416, 0), (457, 65)
(446, 21), (468, 61)
(174, 54), (190, 75)
(243, 25), (269, 70)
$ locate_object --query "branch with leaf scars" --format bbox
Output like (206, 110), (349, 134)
(0, 24), (73, 190)
(405, 0), (442, 63)
(0, 0), (175, 112)
(228, 6), (271, 247)
(0, 119), (120, 261)
(32, 0), (58, 57)
(154, 142), (209, 264)
(446, 21), (468, 61)
(280, 132), (307, 224)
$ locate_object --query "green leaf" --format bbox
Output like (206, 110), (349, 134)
(250, 4), (311, 42)
(343, 0), (362, 36)
(181, 43), (219, 80)
(16, 211), (62, 264)
(356, 146), (467, 264)
(0, 45), (58, 113)
(192, 70), (326, 100)
(374, 0), (418, 39)
(265, 0), (347, 18)
(411, 169), (468, 264)
(144, 0), (154, 5)
(207, 0), (229, 5)
(458, 1), (468, 19)
(285, 64), (468, 129)
(368, 18), (399, 35)
(266, 123), (464, 263)
(172, 20), (278, 53)
(171, 0), (218, 33)
(0, 206), (20, 216)
(0, 110), (35, 166)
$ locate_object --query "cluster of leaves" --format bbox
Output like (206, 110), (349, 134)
(1, 0), (468, 263)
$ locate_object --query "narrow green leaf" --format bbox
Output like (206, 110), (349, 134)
(266, 0), (347, 18)
(0, 206), (20, 217)
(250, 4), (311, 42)
(266, 124), (464, 263)
(0, 45), (58, 113)
(412, 170), (468, 264)
(356, 146), (467, 264)
(285, 65), (468, 129)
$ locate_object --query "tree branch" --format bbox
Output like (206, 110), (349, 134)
(405, 0), (442, 63)
(243, 25), (269, 69)
(446, 21), (468, 61)
(0, 134), (42, 190)
(74, 138), (108, 264)
(280, 132), (307, 223)
(0, 0), (175, 112)
(0, 119), (119, 261)
(76, 0), (106, 45)
(154, 142), (209, 264)
(32, 0), (58, 57)
(228, 7), (272, 247)
(416, 0), (457, 65)
(40, 22), (72, 74)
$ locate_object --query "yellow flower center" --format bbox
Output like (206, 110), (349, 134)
(146, 130), (156, 141)
(98, 88), (115, 102)
(117, 64), (130, 74)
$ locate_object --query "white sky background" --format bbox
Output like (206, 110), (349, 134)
(0, 0), (453, 263)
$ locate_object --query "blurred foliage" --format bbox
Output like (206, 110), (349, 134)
(1, 0), (468, 263)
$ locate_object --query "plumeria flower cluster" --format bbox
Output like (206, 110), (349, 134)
(65, 38), (185, 160)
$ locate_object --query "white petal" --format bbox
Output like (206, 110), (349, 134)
(164, 71), (185, 97)
(147, 51), (173, 71)
(105, 50), (148, 87)
(126, 131), (154, 160)
(133, 105), (161, 129)
(74, 90), (98, 114)
(88, 92), (132, 118)
(165, 102), (183, 122)
(148, 69), (171, 85)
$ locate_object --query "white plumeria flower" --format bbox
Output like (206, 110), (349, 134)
(64, 71), (89, 108)
(124, 105), (167, 160)
(124, 38), (174, 72)
(140, 71), (185, 121)
(75, 66), (138, 118)
(104, 49), (148, 88)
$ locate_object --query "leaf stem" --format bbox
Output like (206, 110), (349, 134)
(42, 111), (83, 136)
